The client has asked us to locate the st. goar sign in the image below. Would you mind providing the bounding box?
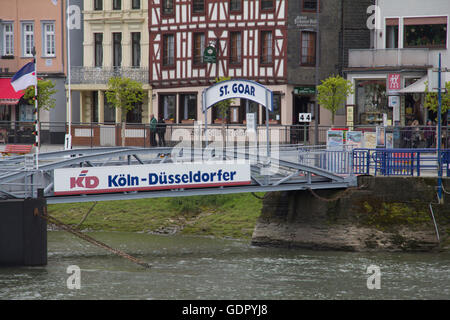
[203,79,273,112]
[202,79,273,158]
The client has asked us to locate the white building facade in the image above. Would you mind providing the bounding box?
[345,0,450,128]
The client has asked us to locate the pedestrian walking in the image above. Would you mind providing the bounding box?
[423,120,435,148]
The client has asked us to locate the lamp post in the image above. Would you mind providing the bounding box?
[314,0,320,145]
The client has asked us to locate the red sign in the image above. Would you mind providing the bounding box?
[388,74,401,91]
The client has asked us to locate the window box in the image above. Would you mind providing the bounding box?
[214,118,227,124]
[181,119,195,124]
[268,119,280,125]
[164,119,175,124]
[1,55,14,60]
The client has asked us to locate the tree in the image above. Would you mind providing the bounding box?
[23,79,57,111]
[105,76,146,146]
[316,75,354,126]
[424,80,450,120]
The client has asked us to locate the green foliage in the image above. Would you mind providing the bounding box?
[24,79,57,110]
[47,193,265,239]
[424,81,450,115]
[316,75,354,125]
[105,77,146,122]
[214,76,232,120]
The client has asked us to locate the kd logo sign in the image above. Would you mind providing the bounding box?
[67,265,81,290]
[366,265,381,290]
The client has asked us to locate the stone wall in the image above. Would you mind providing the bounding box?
[251,176,450,252]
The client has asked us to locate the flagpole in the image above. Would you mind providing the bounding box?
[66,0,72,150]
[32,47,39,170]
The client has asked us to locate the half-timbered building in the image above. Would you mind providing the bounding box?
[149,0,287,126]
[149,0,373,131]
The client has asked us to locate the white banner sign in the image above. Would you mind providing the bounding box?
[54,162,251,195]
[203,80,273,111]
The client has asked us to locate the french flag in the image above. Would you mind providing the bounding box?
[11,62,37,92]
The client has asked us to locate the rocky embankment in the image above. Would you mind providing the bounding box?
[251,176,450,252]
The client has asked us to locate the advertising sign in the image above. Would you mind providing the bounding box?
[346,131,363,148]
[246,113,256,132]
[54,162,251,195]
[364,132,377,149]
[376,126,386,147]
[327,130,344,150]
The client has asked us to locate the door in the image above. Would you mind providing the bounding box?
[292,95,310,143]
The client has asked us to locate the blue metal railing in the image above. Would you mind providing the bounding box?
[352,148,450,177]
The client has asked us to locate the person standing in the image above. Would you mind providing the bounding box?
[157,118,166,147]
[149,114,157,147]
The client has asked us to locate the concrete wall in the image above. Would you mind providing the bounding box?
[252,176,450,252]
[0,198,47,266]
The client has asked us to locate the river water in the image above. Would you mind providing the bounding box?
[0,231,449,300]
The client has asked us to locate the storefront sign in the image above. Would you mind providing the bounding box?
[294,86,316,95]
[54,162,251,195]
[294,15,318,28]
[203,46,217,63]
[388,74,401,91]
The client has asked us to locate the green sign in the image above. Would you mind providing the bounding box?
[294,86,316,95]
[203,46,217,63]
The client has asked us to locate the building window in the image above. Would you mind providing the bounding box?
[94,0,102,10]
[43,22,55,57]
[303,0,317,12]
[179,94,197,122]
[113,33,122,67]
[229,31,242,64]
[163,34,175,66]
[132,0,140,10]
[104,95,116,123]
[162,0,174,15]
[260,31,273,64]
[131,32,141,67]
[230,0,242,12]
[113,0,121,10]
[159,94,176,122]
[270,94,281,122]
[404,22,447,48]
[22,22,34,57]
[300,31,316,66]
[193,33,205,65]
[193,0,205,13]
[127,103,142,123]
[386,26,399,48]
[261,0,274,10]
[94,33,103,67]
[3,23,14,56]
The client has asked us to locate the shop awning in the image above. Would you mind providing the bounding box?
[0,78,25,105]
[398,76,428,93]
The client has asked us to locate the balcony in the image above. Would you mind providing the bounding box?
[348,49,431,69]
[70,66,149,84]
